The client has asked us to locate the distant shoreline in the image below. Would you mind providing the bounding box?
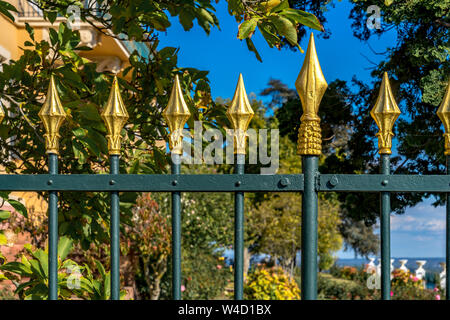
[335,257,445,272]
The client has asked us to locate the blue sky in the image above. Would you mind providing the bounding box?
[157,0,446,258]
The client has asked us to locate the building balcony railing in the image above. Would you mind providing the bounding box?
[16,0,94,18]
[17,0,42,17]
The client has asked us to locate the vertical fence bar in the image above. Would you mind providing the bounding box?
[48,153,58,300]
[296,33,327,300]
[370,72,400,300]
[101,76,129,300]
[225,73,254,300]
[162,75,190,300]
[39,75,66,300]
[301,155,318,300]
[380,154,391,300]
[171,154,181,300]
[110,155,120,300]
[436,80,450,299]
[234,154,245,300]
[447,156,450,300]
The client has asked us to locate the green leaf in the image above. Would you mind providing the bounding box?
[179,9,195,31]
[268,15,298,46]
[258,21,280,48]
[95,260,106,278]
[0,1,17,22]
[7,199,27,218]
[58,236,73,260]
[32,249,48,278]
[238,18,259,40]
[49,27,59,46]
[0,261,32,276]
[0,233,7,245]
[47,11,57,24]
[279,8,323,32]
[245,38,262,62]
[0,210,11,221]
[25,23,34,41]
[104,271,111,299]
[270,0,290,13]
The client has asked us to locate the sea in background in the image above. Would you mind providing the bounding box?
[335,257,445,273]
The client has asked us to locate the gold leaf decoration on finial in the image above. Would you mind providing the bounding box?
[226,74,254,154]
[370,72,401,155]
[296,33,327,155]
[437,79,450,155]
[162,75,191,155]
[38,75,66,155]
[101,76,129,155]
[0,101,4,124]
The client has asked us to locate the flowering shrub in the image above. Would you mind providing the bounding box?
[244,266,300,300]
[391,269,423,289]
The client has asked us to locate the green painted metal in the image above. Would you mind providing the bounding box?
[171,154,181,300]
[4,174,450,192]
[0,174,303,192]
[380,154,391,300]
[301,156,318,300]
[319,174,450,192]
[234,154,245,300]
[48,153,58,300]
[10,151,450,301]
[447,156,450,300]
[110,155,120,300]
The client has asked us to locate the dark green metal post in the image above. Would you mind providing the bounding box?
[48,153,58,300]
[234,154,245,300]
[380,154,391,300]
[301,155,318,300]
[446,156,450,300]
[172,154,181,300]
[110,155,120,300]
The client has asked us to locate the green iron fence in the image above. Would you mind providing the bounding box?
[1,32,449,300]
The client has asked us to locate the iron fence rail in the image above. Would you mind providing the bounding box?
[2,174,450,192]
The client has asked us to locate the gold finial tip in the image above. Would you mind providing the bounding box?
[296,31,327,155]
[101,76,129,155]
[39,75,66,154]
[437,79,450,155]
[163,75,191,154]
[226,73,254,154]
[370,73,401,154]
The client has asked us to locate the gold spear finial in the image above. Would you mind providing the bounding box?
[101,76,129,155]
[437,79,450,155]
[0,102,4,124]
[296,33,328,155]
[370,72,401,154]
[226,74,254,154]
[162,75,191,155]
[38,75,66,155]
